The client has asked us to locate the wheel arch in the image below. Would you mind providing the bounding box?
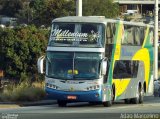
[112,83,115,101]
[143,81,147,93]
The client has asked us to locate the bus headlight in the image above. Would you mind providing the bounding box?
[46,83,59,90]
[86,85,100,91]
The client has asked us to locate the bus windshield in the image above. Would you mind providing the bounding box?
[48,23,105,47]
[46,52,101,80]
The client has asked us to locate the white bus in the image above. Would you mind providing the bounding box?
[38,16,154,107]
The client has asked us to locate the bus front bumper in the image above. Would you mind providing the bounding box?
[45,88,102,102]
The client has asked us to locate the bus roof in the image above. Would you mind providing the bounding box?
[52,16,153,27]
[52,16,107,23]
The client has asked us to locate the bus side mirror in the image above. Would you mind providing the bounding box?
[101,59,107,75]
[37,56,45,74]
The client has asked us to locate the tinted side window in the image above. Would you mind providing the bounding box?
[122,25,134,45]
[106,23,116,44]
[113,60,139,79]
[122,25,146,46]
[105,23,116,58]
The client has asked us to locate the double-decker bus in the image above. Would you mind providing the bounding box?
[38,16,154,107]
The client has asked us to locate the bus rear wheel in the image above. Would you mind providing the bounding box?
[139,86,144,104]
[131,86,144,104]
[57,100,67,107]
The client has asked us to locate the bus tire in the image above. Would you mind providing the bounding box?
[103,101,112,107]
[139,86,144,104]
[103,87,114,107]
[57,100,67,107]
[131,97,139,104]
[124,99,131,104]
[131,86,143,104]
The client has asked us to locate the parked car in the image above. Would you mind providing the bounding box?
[154,79,160,97]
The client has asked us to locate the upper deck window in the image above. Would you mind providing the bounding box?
[48,23,105,47]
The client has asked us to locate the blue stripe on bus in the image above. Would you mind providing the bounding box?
[45,88,102,102]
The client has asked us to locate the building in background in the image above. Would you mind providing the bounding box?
[0,17,17,26]
[114,0,158,15]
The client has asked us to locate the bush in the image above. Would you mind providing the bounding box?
[0,81,46,102]
[0,25,48,81]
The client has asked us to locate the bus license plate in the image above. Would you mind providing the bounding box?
[67,96,77,100]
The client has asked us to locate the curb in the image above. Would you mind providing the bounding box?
[0,100,57,108]
[18,100,57,106]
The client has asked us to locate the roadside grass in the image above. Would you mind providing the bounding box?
[0,81,46,102]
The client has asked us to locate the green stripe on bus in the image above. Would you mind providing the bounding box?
[107,21,120,85]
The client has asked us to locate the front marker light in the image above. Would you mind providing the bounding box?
[46,83,59,90]
[86,85,100,91]
[49,84,52,88]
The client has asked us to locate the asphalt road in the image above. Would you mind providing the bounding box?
[0,96,160,119]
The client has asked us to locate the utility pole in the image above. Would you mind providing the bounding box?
[154,0,159,80]
[76,0,82,16]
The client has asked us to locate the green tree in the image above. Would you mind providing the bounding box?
[45,0,75,18]
[83,0,119,18]
[0,26,48,81]
[16,2,34,24]
[29,0,47,25]
[29,0,75,26]
[0,0,23,17]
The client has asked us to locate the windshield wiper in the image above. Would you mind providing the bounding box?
[46,56,51,63]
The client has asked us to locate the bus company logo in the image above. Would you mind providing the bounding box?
[50,29,101,42]
[51,29,88,38]
[70,87,74,91]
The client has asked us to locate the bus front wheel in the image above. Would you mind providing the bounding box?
[103,100,112,107]
[57,100,67,107]
[103,88,114,107]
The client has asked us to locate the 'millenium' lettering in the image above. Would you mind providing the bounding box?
[51,29,88,38]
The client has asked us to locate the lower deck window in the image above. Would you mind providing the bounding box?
[113,60,139,79]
